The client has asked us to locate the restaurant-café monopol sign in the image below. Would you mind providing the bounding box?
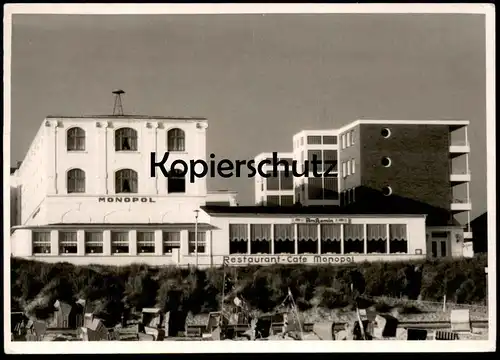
[225,217,356,266]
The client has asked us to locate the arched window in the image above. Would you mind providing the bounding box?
[115,128,138,151]
[168,169,186,193]
[167,128,185,152]
[67,169,86,193]
[115,169,138,193]
[67,127,86,151]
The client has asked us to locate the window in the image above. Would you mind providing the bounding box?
[59,231,77,254]
[280,171,293,190]
[266,195,280,206]
[350,130,355,145]
[431,241,438,257]
[308,150,322,172]
[163,232,181,254]
[137,232,155,254]
[85,232,103,254]
[281,195,294,206]
[115,169,138,193]
[167,128,185,152]
[115,128,138,151]
[297,224,318,254]
[168,169,186,193]
[188,231,206,254]
[382,186,392,196]
[274,224,294,254]
[230,224,249,254]
[111,232,129,254]
[300,137,304,146]
[33,232,51,254]
[366,225,387,254]
[67,169,86,193]
[346,132,351,147]
[381,157,391,167]
[343,224,364,254]
[321,224,341,254]
[341,134,346,149]
[389,224,408,254]
[307,136,322,145]
[308,178,323,200]
[381,128,391,138]
[342,162,347,178]
[67,127,85,151]
[440,242,447,257]
[324,177,339,200]
[347,160,352,176]
[351,159,356,174]
[250,224,271,254]
[323,136,337,145]
[323,150,337,173]
[266,171,280,191]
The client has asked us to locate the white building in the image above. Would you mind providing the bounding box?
[9,113,470,267]
[253,152,294,206]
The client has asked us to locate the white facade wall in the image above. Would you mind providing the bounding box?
[15,124,48,225]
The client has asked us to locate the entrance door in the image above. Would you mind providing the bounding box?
[431,231,449,258]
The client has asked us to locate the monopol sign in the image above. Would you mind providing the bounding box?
[98,197,156,203]
[223,255,355,266]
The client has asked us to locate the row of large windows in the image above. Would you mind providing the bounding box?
[67,168,186,194]
[229,223,410,255]
[67,127,186,152]
[32,230,206,255]
[297,135,338,148]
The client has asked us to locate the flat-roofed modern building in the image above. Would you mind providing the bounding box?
[254,119,473,257]
[335,119,472,241]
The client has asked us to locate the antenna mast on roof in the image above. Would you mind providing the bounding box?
[112,89,125,116]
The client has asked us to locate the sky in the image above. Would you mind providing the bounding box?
[9,13,487,218]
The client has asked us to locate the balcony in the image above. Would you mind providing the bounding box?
[450,172,471,184]
[449,142,470,157]
[451,199,472,212]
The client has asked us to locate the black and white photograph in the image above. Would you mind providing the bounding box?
[3,3,496,353]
